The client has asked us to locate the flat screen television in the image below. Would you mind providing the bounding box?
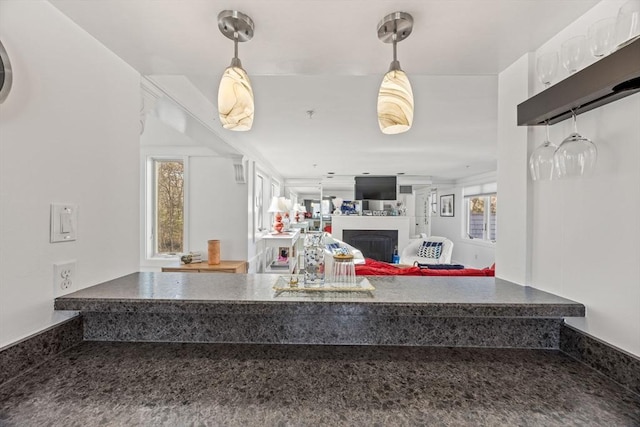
[355,176,397,200]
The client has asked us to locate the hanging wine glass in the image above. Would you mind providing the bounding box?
[554,111,598,178]
[536,52,559,88]
[529,122,557,181]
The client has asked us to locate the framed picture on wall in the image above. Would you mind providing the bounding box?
[440,194,454,217]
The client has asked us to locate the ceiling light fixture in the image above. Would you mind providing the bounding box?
[217,10,255,131]
[376,12,414,135]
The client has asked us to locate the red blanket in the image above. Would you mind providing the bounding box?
[355,258,495,276]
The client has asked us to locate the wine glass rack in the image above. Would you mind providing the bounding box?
[518,38,639,126]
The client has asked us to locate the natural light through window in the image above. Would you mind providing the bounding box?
[463,182,497,243]
[256,172,264,233]
[154,159,184,255]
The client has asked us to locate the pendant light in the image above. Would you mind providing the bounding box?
[217,10,255,131]
[377,12,414,135]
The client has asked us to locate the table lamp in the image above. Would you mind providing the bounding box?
[268,196,287,233]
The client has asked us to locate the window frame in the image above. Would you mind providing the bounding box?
[269,178,281,232]
[145,155,189,260]
[255,170,266,235]
[463,193,497,244]
[430,189,438,215]
[461,181,497,245]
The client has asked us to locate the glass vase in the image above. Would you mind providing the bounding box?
[303,232,325,286]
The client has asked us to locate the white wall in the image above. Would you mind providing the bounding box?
[532,97,640,356]
[139,112,250,270]
[0,1,140,347]
[494,0,640,356]
[189,157,248,261]
[323,190,355,201]
[526,0,640,356]
[495,53,532,284]
[430,180,496,269]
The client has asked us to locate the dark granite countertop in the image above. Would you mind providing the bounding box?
[1,342,638,426]
[54,272,585,318]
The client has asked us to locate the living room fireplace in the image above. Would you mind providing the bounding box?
[343,229,398,263]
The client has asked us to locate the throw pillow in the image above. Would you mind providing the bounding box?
[326,242,340,251]
[417,241,443,259]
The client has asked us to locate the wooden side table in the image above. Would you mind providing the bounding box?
[161,260,248,274]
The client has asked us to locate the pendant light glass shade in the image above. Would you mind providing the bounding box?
[376,12,414,135]
[218,66,254,131]
[217,10,255,132]
[377,69,414,134]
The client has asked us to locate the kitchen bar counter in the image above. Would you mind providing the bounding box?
[55,273,584,348]
[55,273,583,317]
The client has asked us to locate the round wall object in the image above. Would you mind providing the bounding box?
[0,40,12,103]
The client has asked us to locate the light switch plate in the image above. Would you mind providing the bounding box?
[50,203,78,243]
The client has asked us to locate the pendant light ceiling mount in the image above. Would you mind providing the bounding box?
[217,10,255,132]
[218,10,254,43]
[376,12,415,135]
[377,12,413,44]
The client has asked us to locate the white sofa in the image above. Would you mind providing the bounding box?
[399,235,454,265]
[323,234,365,277]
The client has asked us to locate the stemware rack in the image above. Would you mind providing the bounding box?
[517,38,640,126]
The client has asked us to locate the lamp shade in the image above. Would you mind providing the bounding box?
[377,69,414,134]
[278,197,289,212]
[267,196,281,213]
[268,196,289,213]
[218,66,254,131]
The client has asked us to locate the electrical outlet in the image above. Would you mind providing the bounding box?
[54,261,76,294]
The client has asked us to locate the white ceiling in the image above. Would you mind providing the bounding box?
[49,0,599,187]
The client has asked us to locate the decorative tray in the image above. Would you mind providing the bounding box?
[273,276,375,294]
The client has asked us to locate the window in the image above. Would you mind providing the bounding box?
[430,190,437,214]
[269,179,281,231]
[465,195,497,241]
[151,159,184,255]
[463,182,497,243]
[271,181,280,200]
[321,199,331,216]
[255,172,265,233]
